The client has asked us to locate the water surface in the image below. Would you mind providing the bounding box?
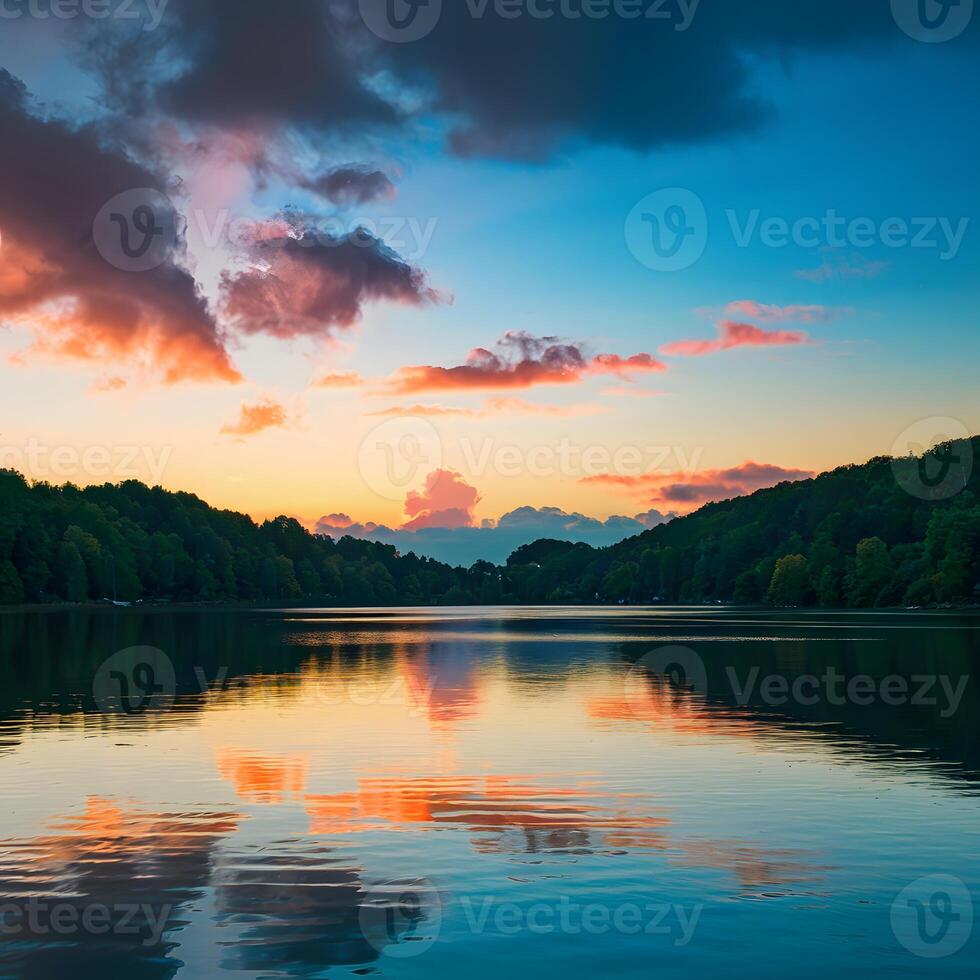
[1,606,978,978]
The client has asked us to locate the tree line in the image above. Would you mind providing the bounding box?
[0,470,501,606]
[0,437,977,608]
[504,438,980,607]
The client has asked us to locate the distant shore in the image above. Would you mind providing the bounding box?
[3,600,978,614]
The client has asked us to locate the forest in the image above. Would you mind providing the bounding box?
[505,437,980,607]
[0,437,977,608]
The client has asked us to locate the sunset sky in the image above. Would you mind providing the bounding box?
[1,1,978,562]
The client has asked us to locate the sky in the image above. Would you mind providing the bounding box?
[0,0,978,564]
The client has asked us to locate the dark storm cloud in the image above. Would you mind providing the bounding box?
[303,166,397,206]
[220,214,441,340]
[68,0,938,161]
[371,0,904,159]
[0,70,239,383]
[156,0,397,132]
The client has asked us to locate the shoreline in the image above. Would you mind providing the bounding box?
[2,600,979,614]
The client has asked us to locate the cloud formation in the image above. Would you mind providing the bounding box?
[794,253,890,282]
[221,215,442,340]
[721,301,852,323]
[315,502,676,566]
[303,166,396,206]
[314,465,678,564]
[388,332,665,394]
[362,1,905,160]
[583,462,814,511]
[0,69,240,385]
[660,320,809,357]
[368,397,609,419]
[403,469,481,530]
[220,398,288,436]
[73,0,938,165]
[136,0,398,133]
[311,371,364,389]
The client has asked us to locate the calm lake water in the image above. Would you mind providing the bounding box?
[0,606,978,978]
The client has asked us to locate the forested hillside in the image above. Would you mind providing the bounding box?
[1,437,977,608]
[505,437,980,607]
[0,470,497,606]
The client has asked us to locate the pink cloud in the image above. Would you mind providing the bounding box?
[722,301,853,323]
[387,332,666,394]
[320,513,355,529]
[583,461,815,513]
[221,216,443,341]
[403,469,481,530]
[660,320,809,357]
[590,353,667,376]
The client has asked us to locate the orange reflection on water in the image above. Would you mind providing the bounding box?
[305,774,671,852]
[0,795,242,932]
[39,796,242,860]
[216,748,308,804]
[587,678,763,738]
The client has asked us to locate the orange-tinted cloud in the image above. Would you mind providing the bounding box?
[387,331,665,394]
[661,320,809,356]
[311,370,363,388]
[368,397,608,419]
[403,468,480,530]
[0,70,240,385]
[368,403,477,418]
[220,397,288,436]
[591,352,666,375]
[90,375,128,393]
[319,512,356,529]
[583,461,814,512]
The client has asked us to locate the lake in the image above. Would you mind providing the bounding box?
[0,606,978,978]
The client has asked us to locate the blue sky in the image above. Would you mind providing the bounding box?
[0,0,978,562]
